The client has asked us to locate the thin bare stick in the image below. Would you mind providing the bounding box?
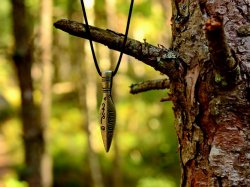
[130,78,170,94]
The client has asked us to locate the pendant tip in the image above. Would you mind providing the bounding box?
[105,147,110,153]
[100,131,113,153]
[104,142,111,152]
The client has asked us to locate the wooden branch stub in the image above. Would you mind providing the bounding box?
[130,78,170,94]
[205,17,240,86]
[54,19,185,81]
[205,17,236,71]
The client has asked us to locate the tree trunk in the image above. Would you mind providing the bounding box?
[171,0,250,186]
[11,0,44,186]
[77,47,104,187]
[74,1,104,187]
[39,0,53,186]
[105,0,123,186]
[54,0,250,185]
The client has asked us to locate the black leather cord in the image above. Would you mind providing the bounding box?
[80,0,134,77]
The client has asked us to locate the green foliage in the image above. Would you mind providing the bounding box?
[0,0,12,47]
[117,0,152,17]
[0,95,12,122]
[53,150,90,187]
[137,177,176,187]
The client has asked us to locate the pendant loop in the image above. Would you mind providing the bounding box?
[99,70,116,152]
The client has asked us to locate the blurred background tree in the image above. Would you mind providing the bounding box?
[10,0,44,186]
[0,0,180,186]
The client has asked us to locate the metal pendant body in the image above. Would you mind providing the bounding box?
[99,70,116,152]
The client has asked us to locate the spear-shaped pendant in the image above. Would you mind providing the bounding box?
[99,70,116,152]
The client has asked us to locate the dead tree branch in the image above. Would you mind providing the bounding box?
[130,79,170,94]
[54,19,185,81]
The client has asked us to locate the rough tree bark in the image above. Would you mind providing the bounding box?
[11,0,44,186]
[54,0,250,186]
[171,1,249,186]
